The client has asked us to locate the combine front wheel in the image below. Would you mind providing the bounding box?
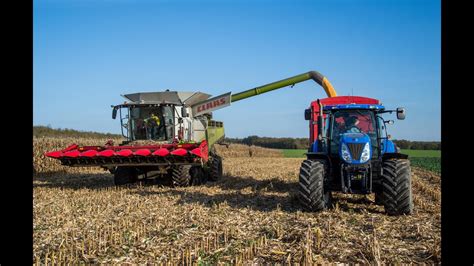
[190,166,207,185]
[381,159,413,215]
[298,159,332,211]
[114,167,138,186]
[171,165,192,187]
[208,155,223,181]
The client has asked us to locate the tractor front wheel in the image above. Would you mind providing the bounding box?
[298,159,332,211]
[381,159,413,215]
[114,167,138,186]
[374,192,385,205]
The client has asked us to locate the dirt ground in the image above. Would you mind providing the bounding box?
[33,155,441,264]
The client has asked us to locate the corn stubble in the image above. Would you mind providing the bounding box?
[34,137,441,264]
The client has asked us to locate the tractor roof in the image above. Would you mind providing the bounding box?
[121,91,211,106]
[323,104,385,110]
[311,96,384,111]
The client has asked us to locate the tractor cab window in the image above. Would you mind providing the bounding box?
[330,110,377,156]
[129,106,172,141]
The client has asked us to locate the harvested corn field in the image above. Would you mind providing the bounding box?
[33,138,441,264]
[214,143,283,158]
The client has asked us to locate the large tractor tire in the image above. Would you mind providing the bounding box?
[298,159,332,211]
[381,159,413,215]
[208,155,223,182]
[114,167,138,186]
[374,192,385,205]
[171,165,192,187]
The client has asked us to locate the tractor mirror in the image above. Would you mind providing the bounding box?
[396,107,406,120]
[181,107,189,117]
[112,107,117,119]
[304,108,311,120]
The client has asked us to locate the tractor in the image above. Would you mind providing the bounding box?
[299,96,412,215]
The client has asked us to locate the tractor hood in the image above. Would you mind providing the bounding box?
[339,133,372,164]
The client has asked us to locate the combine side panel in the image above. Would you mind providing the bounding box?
[206,120,225,149]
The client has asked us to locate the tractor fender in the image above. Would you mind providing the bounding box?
[382,152,408,160]
[305,152,330,161]
[305,152,333,178]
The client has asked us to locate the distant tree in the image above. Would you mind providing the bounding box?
[227,136,440,151]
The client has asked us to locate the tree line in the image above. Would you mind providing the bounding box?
[224,136,441,150]
[391,139,441,150]
[33,125,122,139]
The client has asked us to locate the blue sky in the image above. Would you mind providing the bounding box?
[34,0,440,141]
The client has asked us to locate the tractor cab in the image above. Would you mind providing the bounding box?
[306,96,404,158]
[329,108,379,162]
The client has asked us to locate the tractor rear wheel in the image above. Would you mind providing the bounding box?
[298,159,332,211]
[381,159,413,215]
[114,167,138,186]
[171,165,192,187]
[208,155,223,182]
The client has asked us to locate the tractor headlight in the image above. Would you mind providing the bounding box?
[360,142,371,162]
[341,143,352,163]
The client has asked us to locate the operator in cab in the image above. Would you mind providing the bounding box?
[333,114,362,138]
[145,113,161,139]
[344,116,361,133]
[135,118,147,139]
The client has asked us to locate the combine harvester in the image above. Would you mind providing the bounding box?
[45,70,412,215]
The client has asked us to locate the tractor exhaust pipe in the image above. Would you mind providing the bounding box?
[317,99,325,151]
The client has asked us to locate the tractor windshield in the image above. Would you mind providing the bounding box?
[129,105,174,141]
[330,109,378,156]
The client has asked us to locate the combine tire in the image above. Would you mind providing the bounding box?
[171,165,192,187]
[381,159,413,215]
[298,159,332,211]
[208,155,223,182]
[114,167,138,186]
[190,166,207,185]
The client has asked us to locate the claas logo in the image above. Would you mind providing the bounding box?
[197,98,226,112]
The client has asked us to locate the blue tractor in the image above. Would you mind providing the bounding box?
[299,96,412,215]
